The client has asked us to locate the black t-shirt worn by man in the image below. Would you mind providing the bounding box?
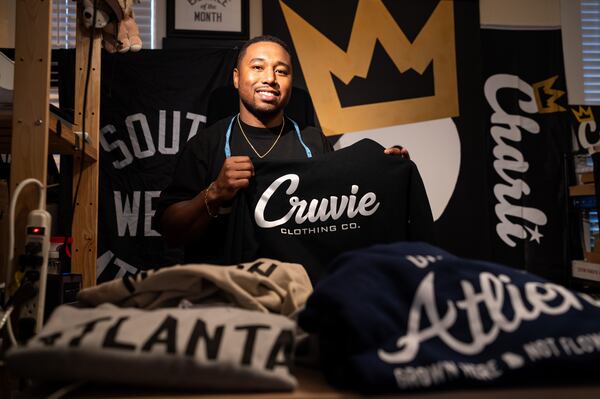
[154,116,333,264]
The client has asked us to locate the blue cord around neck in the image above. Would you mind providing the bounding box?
[224,114,312,159]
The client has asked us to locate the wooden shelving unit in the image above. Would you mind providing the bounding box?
[1,109,97,161]
[570,166,600,285]
[4,0,100,288]
[569,183,595,197]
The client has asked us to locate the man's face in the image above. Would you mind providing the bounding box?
[234,41,292,122]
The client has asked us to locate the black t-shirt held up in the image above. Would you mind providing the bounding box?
[153,115,333,264]
[225,139,434,281]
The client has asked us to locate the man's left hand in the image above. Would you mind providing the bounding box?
[384,146,410,160]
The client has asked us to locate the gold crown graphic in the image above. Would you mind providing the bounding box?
[532,75,566,114]
[280,0,459,135]
[571,105,594,123]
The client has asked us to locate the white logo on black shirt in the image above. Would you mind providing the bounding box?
[254,174,380,232]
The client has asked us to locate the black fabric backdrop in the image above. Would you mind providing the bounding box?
[90,49,236,283]
[56,5,575,284]
[263,2,573,282]
[481,29,572,282]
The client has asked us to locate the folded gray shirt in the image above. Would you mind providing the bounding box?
[77,258,312,316]
[7,304,297,391]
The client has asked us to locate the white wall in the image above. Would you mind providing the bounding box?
[0,0,563,49]
[0,0,15,48]
[249,0,262,39]
[480,0,560,27]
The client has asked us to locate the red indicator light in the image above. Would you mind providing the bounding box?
[27,226,45,235]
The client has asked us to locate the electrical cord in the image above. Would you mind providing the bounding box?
[0,306,16,346]
[64,0,98,267]
[1,281,36,347]
[47,381,88,399]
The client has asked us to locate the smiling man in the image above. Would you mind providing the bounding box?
[155,35,407,265]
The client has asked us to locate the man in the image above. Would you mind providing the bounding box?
[155,35,408,264]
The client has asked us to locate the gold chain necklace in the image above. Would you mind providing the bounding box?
[237,114,285,159]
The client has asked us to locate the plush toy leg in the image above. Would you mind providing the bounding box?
[102,22,119,53]
[123,16,142,52]
[117,19,131,53]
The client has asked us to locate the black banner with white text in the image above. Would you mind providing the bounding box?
[97,49,236,283]
[482,29,572,282]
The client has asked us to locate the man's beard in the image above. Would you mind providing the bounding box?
[241,96,288,119]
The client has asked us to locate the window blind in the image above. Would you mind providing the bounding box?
[581,1,600,103]
[562,0,600,105]
[51,0,154,50]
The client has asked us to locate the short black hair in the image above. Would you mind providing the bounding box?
[236,35,292,68]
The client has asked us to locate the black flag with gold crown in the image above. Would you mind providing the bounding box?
[263,0,492,263]
[482,28,572,283]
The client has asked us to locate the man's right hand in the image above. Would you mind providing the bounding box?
[210,156,255,202]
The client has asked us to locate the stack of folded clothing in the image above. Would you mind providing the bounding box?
[300,242,600,393]
[7,258,312,392]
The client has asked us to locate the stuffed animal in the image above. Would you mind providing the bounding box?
[102,0,143,53]
[81,0,113,29]
[79,0,143,53]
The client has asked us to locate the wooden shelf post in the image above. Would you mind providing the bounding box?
[7,0,52,283]
[71,2,101,288]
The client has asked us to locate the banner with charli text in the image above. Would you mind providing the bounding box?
[482,29,572,282]
[96,49,236,283]
[569,104,600,155]
[263,0,491,261]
